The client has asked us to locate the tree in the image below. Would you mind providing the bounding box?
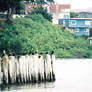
[0,0,35,22]
[26,0,54,4]
[0,0,20,22]
[0,14,92,58]
[16,1,25,14]
[0,0,54,22]
[70,12,80,18]
[31,7,52,21]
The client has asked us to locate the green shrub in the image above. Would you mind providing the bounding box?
[0,14,92,58]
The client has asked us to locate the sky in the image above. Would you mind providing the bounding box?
[56,0,92,9]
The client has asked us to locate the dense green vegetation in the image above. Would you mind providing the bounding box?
[70,12,80,18]
[0,14,92,58]
[0,0,54,22]
[31,7,52,22]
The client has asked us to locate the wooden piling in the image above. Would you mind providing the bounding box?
[15,56,20,83]
[19,56,24,83]
[51,52,56,81]
[8,56,16,84]
[46,53,52,81]
[0,57,2,85]
[2,54,9,84]
[1,52,56,85]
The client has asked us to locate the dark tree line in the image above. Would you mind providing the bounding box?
[0,0,54,22]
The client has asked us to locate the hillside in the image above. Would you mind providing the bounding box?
[0,14,92,58]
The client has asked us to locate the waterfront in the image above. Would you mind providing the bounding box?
[1,59,92,92]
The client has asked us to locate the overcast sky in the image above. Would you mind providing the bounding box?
[56,0,92,9]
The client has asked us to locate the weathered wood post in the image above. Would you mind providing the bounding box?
[23,54,27,83]
[25,54,29,82]
[2,50,9,84]
[15,56,20,83]
[8,53,16,84]
[38,55,41,82]
[0,57,2,85]
[33,51,39,82]
[51,51,56,81]
[38,52,44,82]
[19,55,24,83]
[45,52,52,81]
[28,51,32,82]
[0,50,56,85]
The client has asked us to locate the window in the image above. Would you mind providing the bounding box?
[71,20,76,25]
[84,28,89,32]
[90,40,92,45]
[64,15,69,18]
[75,28,79,32]
[63,20,66,25]
[61,9,65,12]
[85,21,91,25]
[28,6,31,8]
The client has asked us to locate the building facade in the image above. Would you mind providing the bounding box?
[49,4,70,24]
[88,37,92,45]
[25,3,70,24]
[58,18,92,36]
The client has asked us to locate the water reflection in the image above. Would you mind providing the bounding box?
[1,82,55,91]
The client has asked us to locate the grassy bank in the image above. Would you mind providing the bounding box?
[0,14,92,58]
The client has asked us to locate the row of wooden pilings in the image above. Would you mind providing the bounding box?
[0,51,55,85]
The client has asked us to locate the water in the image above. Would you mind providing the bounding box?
[1,59,92,92]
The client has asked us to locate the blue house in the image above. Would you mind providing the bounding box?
[88,37,92,45]
[58,18,92,36]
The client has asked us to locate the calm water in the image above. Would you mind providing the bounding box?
[1,59,92,92]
